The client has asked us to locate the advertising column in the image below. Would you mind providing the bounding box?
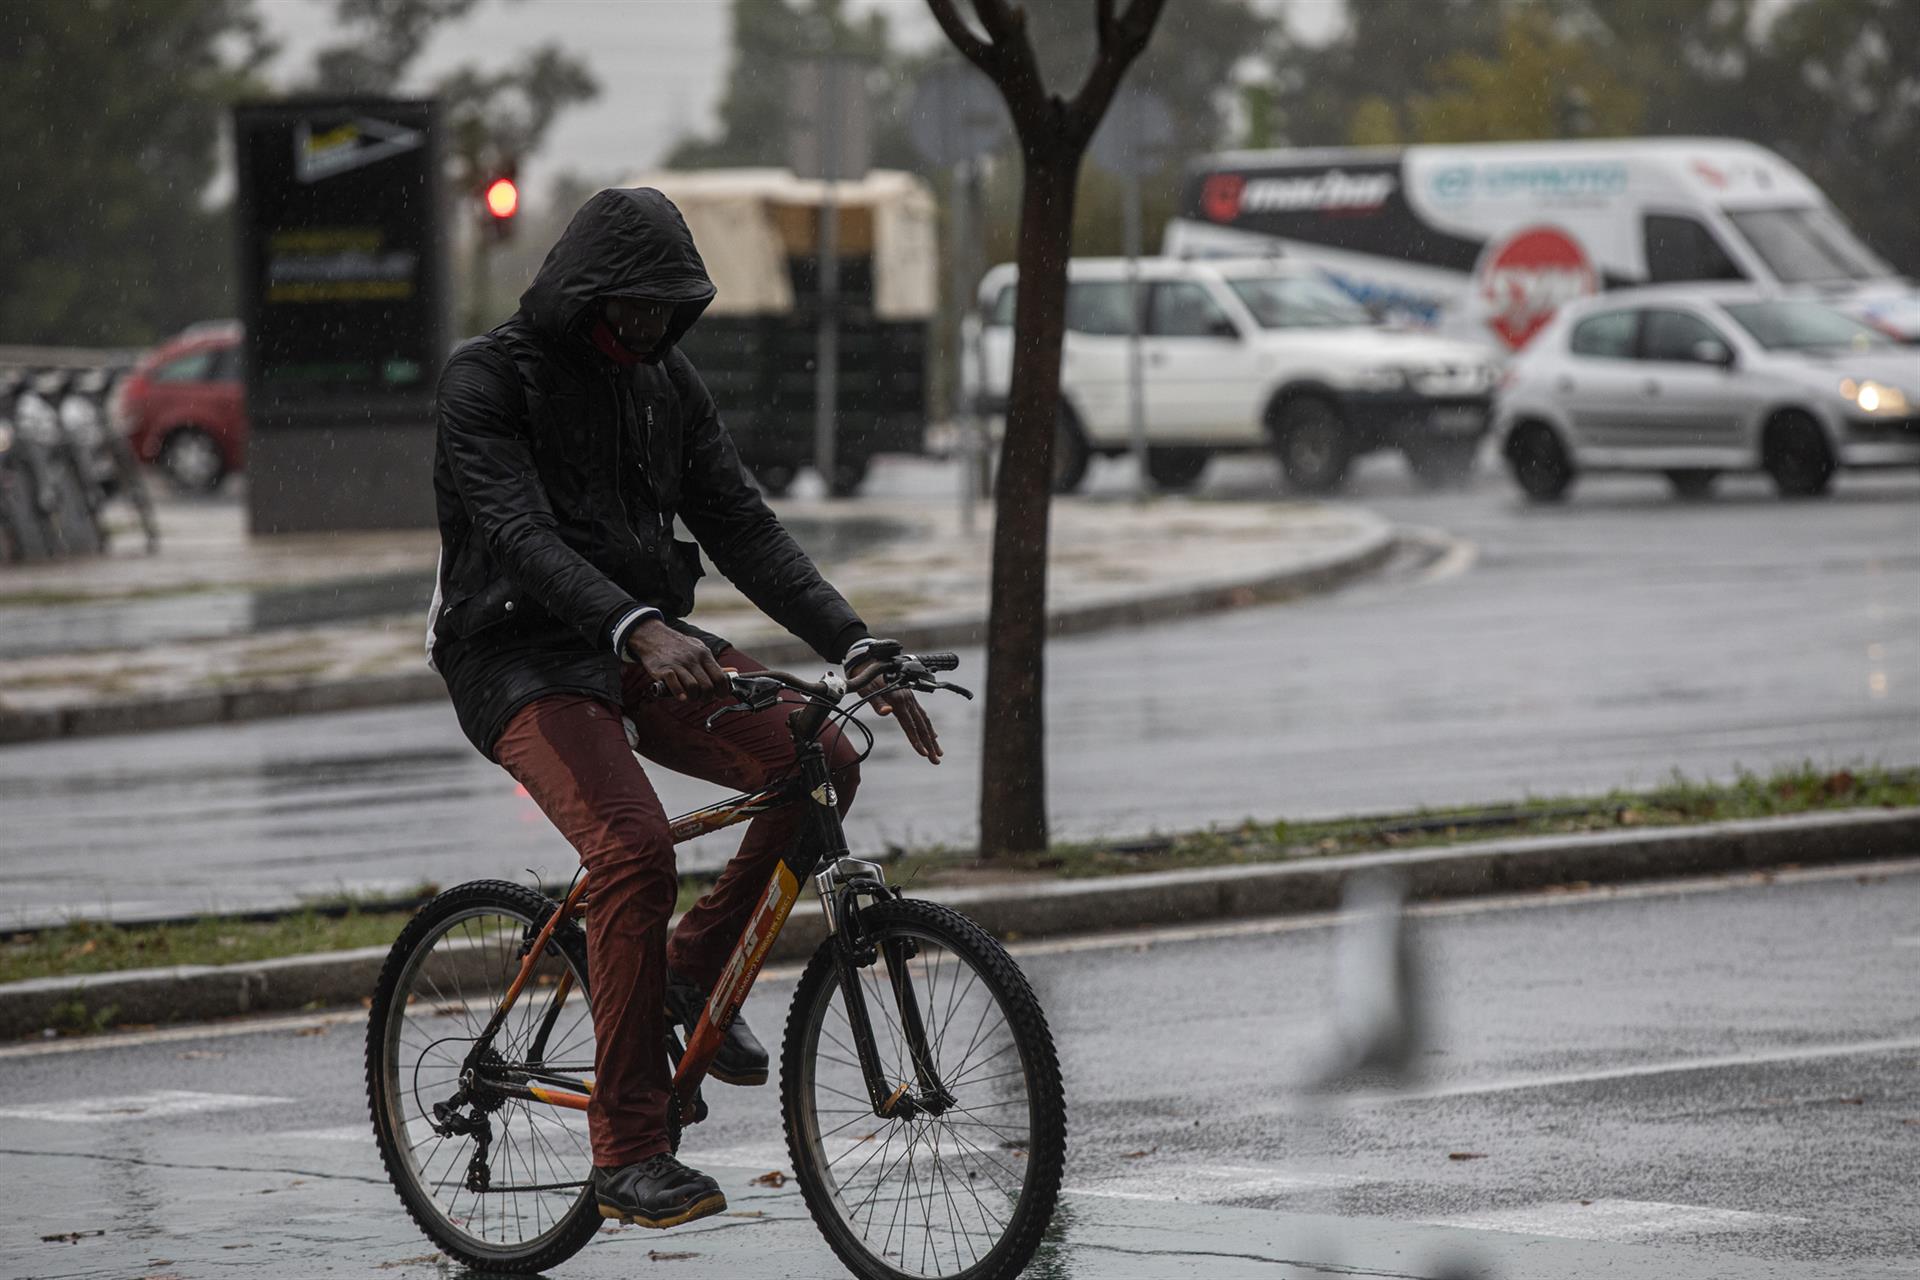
[233,98,446,533]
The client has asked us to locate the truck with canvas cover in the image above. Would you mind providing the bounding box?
[621,169,936,497]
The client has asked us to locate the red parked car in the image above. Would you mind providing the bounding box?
[112,320,246,493]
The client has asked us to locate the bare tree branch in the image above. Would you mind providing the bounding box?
[1066,0,1168,135]
[923,0,994,74]
[927,0,1049,134]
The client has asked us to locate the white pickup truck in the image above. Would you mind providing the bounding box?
[974,256,1499,493]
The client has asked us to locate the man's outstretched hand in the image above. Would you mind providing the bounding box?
[849,656,942,764]
[627,618,731,700]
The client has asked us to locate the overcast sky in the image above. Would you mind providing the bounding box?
[254,0,1343,211]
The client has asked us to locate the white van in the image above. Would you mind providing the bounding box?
[1164,138,1920,352]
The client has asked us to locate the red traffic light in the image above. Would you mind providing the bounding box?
[484,176,519,219]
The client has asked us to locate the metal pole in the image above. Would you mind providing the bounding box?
[968,160,992,503]
[467,227,491,338]
[1124,168,1147,499]
[951,159,975,534]
[813,62,841,497]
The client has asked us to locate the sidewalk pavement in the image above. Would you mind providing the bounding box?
[0,487,1396,743]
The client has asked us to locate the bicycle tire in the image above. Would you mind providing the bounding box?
[366,880,602,1274]
[781,898,1066,1280]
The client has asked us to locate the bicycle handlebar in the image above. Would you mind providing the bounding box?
[644,651,966,713]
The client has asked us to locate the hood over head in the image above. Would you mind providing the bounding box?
[519,187,717,362]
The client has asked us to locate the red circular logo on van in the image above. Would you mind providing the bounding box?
[1201,174,1245,222]
[1477,226,1597,349]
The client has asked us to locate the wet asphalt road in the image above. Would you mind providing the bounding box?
[2,454,1913,925]
[3,860,1916,1278]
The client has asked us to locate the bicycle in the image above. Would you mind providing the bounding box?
[366,645,1066,1278]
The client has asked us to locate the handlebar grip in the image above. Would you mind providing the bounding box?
[918,652,960,672]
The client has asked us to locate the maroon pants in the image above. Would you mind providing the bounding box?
[493,647,860,1167]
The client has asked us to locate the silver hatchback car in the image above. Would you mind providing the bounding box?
[1495,285,1920,500]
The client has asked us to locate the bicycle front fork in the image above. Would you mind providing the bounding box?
[815,856,954,1120]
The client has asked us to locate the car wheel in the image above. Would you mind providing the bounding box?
[1053,404,1091,495]
[751,458,799,498]
[1665,469,1719,500]
[1271,395,1351,494]
[1505,422,1575,503]
[1763,411,1835,498]
[826,453,870,499]
[1406,437,1481,489]
[159,426,227,495]
[1145,447,1209,492]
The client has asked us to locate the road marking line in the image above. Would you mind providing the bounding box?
[695,1143,795,1171]
[279,1124,373,1142]
[1343,1035,1920,1108]
[5,856,1916,1062]
[1426,1197,1806,1241]
[0,1089,289,1123]
[0,1008,365,1060]
[1072,1163,1373,1203]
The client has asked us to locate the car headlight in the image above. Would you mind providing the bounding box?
[1349,365,1407,392]
[1841,378,1910,415]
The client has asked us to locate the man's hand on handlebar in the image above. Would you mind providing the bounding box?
[849,645,942,765]
[625,617,731,700]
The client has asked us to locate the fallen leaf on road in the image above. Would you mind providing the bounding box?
[750,1170,788,1187]
[724,1210,768,1218]
[40,1230,105,1244]
[1121,1146,1158,1160]
[1837,1096,1865,1105]
[1447,1152,1488,1161]
[294,1025,329,1037]
[176,1049,224,1060]
[649,1250,699,1261]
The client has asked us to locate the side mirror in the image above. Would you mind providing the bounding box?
[1693,339,1735,368]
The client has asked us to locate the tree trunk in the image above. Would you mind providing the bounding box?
[978,148,1079,858]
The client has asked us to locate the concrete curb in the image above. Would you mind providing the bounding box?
[5,806,1913,1040]
[0,523,1397,745]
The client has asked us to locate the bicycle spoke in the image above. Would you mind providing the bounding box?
[797,913,1059,1280]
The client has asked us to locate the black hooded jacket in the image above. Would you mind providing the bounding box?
[427,187,868,757]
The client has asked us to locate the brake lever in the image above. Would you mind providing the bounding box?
[704,702,752,729]
[922,679,973,700]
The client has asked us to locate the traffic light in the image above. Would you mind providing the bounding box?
[480,170,519,241]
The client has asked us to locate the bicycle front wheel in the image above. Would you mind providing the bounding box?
[782,898,1066,1280]
[366,880,602,1274]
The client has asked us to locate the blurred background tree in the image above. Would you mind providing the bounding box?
[4,0,1916,345]
[0,0,271,347]
[664,0,900,169]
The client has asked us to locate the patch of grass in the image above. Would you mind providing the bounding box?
[4,882,709,986]
[0,910,417,986]
[893,763,1920,886]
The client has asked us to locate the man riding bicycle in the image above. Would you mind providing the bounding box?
[425,187,940,1230]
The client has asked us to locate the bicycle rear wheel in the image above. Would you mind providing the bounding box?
[366,880,602,1274]
[782,898,1066,1280]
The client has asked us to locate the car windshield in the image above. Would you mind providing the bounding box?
[1720,300,1894,352]
[1225,274,1372,329]
[1724,207,1892,284]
